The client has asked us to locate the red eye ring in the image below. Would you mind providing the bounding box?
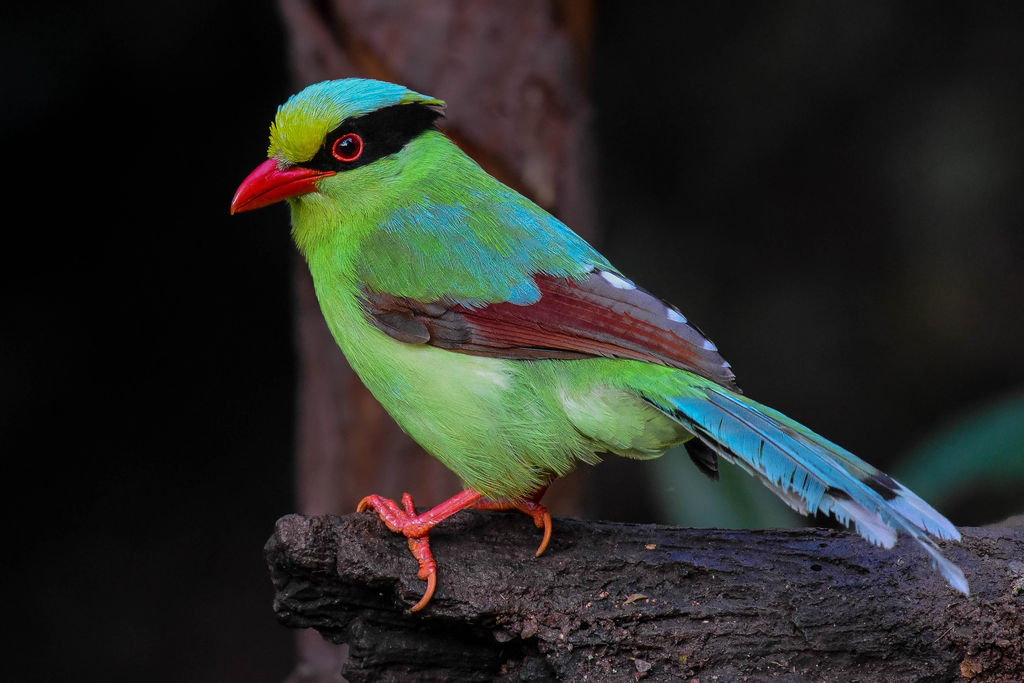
[331,133,364,162]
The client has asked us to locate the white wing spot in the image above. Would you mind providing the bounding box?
[666,307,687,324]
[600,271,636,290]
[702,339,718,351]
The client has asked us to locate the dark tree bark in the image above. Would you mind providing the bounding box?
[267,513,1024,682]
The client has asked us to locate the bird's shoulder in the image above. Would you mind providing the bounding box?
[353,168,609,306]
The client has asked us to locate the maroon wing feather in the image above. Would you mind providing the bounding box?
[363,270,738,389]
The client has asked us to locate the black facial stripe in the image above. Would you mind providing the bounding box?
[306,103,443,172]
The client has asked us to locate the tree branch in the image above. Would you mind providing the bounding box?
[266,513,1024,681]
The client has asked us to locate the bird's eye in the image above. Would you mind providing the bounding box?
[331,133,364,163]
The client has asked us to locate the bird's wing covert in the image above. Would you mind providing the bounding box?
[362,269,739,389]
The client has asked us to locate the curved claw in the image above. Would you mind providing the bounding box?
[407,533,437,610]
[410,571,437,612]
[535,509,553,557]
[357,493,420,534]
[520,502,552,556]
[357,493,399,518]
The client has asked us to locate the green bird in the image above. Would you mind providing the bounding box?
[232,78,967,611]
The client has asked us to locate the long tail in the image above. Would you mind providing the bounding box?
[647,381,968,594]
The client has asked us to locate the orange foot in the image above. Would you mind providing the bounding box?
[470,486,552,557]
[357,487,552,612]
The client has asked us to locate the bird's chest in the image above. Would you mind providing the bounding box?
[313,273,517,427]
[304,258,599,498]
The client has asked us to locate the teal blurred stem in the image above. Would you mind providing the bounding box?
[896,389,1024,507]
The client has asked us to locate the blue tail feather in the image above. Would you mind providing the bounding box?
[649,383,968,595]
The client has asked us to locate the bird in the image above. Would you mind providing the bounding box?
[231,78,967,611]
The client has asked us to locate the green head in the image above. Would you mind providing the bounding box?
[230,78,449,237]
[267,79,445,163]
[231,78,605,301]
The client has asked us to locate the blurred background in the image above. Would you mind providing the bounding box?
[3,1,1021,681]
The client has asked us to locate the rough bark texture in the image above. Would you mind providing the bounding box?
[266,513,1024,681]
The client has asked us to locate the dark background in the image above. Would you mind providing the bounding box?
[4,2,1022,681]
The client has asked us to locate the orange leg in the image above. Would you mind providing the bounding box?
[357,486,552,612]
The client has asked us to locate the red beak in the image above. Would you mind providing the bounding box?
[230,159,336,214]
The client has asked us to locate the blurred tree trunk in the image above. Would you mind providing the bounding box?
[276,1,596,679]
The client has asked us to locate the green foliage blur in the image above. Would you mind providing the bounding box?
[897,391,1024,525]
